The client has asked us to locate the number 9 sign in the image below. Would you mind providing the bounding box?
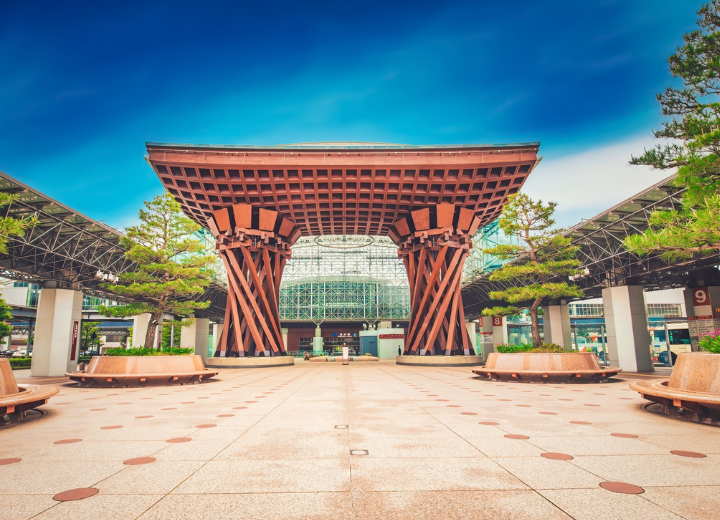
[693,287,710,306]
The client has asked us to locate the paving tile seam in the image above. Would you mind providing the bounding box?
[378,366,503,460]
[121,368,321,505]
[200,366,325,462]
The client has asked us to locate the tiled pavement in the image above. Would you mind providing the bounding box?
[1,361,719,519]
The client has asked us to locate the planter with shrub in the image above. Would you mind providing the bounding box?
[65,348,218,388]
[473,343,620,383]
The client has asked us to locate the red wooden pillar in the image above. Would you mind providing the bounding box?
[391,204,482,356]
[206,204,300,357]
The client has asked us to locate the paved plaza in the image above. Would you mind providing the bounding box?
[1,362,718,520]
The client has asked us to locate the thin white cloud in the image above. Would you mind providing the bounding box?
[521,135,673,228]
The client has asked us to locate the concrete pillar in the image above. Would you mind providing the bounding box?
[132,313,151,348]
[683,286,720,351]
[281,328,288,353]
[492,316,508,347]
[542,304,573,351]
[180,317,210,357]
[31,288,83,377]
[602,286,654,372]
[465,321,477,355]
[313,326,324,354]
[211,323,223,357]
[477,317,495,358]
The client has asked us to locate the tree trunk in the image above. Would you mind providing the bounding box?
[144,311,163,349]
[529,299,543,347]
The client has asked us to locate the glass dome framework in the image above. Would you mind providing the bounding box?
[280,236,409,323]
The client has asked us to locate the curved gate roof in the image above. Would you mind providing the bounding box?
[147,142,541,237]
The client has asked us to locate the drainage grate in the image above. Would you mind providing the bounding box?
[335,425,348,429]
[350,449,368,456]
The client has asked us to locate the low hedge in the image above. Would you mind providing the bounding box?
[105,347,193,357]
[9,358,32,369]
[496,343,564,353]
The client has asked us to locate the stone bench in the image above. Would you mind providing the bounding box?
[66,355,219,388]
[0,359,58,418]
[473,352,620,383]
[631,352,720,425]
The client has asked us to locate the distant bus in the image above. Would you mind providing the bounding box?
[651,323,691,365]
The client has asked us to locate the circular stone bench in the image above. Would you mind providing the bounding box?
[630,352,720,426]
[66,355,219,388]
[203,356,295,368]
[472,352,620,383]
[1,359,58,418]
[396,355,484,367]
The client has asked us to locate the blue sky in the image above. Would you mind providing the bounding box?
[0,0,700,228]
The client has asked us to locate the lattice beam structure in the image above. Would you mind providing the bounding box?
[390,204,480,356]
[206,203,300,357]
[147,142,541,237]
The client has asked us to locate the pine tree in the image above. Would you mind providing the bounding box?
[0,298,13,340]
[99,193,214,349]
[626,1,720,258]
[481,194,584,347]
[0,193,35,345]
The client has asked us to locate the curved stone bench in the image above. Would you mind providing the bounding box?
[204,356,295,368]
[630,352,720,425]
[66,355,219,388]
[0,359,58,417]
[473,352,620,383]
[396,355,484,367]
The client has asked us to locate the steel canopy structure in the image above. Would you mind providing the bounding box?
[0,170,227,322]
[462,174,720,319]
[149,142,541,357]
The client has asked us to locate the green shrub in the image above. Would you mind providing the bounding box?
[496,344,533,353]
[698,330,720,353]
[533,343,564,353]
[105,347,193,357]
[496,343,564,354]
[9,358,32,369]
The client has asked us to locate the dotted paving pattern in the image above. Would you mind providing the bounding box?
[1,362,718,519]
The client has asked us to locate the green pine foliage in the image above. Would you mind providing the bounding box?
[0,297,13,339]
[0,192,35,342]
[625,2,720,259]
[99,193,215,349]
[0,193,36,255]
[481,193,584,347]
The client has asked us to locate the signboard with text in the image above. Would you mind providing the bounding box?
[70,320,79,361]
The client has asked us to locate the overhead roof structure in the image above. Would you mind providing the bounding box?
[462,174,720,319]
[0,171,134,291]
[0,171,227,322]
[147,142,541,237]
